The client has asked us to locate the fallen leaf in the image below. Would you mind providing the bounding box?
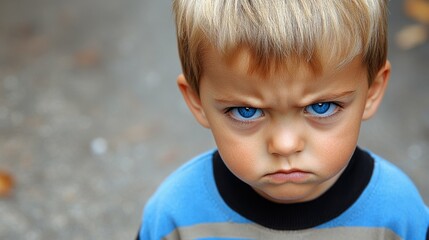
[0,170,14,197]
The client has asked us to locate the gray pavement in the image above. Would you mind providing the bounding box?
[0,0,428,239]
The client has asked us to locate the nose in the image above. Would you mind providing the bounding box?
[267,122,304,157]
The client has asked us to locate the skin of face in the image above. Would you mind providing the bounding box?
[178,47,391,204]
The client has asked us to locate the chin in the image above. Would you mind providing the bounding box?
[256,188,317,204]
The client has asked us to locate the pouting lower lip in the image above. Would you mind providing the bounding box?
[265,170,310,183]
[267,169,308,175]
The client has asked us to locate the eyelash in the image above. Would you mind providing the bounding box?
[303,102,343,119]
[224,102,344,123]
[224,107,264,125]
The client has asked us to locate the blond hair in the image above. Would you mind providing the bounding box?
[173,0,388,93]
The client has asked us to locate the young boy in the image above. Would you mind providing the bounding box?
[138,0,429,239]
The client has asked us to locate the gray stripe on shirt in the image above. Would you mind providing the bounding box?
[163,223,402,240]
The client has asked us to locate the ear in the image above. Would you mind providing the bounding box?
[177,74,210,128]
[362,60,391,120]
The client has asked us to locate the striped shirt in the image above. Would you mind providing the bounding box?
[138,148,429,239]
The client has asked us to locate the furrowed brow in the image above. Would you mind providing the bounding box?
[311,91,356,103]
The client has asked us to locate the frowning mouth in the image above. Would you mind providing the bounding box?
[264,169,310,184]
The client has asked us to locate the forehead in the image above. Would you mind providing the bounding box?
[201,44,365,85]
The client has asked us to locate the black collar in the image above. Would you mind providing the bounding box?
[213,147,374,230]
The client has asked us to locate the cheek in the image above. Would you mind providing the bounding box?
[311,114,362,175]
[324,98,365,148]
[212,127,263,181]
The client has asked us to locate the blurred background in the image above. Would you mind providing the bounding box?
[0,0,428,239]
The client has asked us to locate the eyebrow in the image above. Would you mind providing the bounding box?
[309,90,356,103]
[213,97,263,107]
[214,91,356,103]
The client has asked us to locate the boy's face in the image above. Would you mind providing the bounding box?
[178,47,390,204]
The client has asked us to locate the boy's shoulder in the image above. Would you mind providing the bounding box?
[362,150,427,211]
[148,149,216,202]
[346,150,429,233]
[320,150,429,239]
[369,151,423,199]
[140,149,242,239]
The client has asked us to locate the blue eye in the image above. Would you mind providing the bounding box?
[305,102,338,118]
[229,107,263,121]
